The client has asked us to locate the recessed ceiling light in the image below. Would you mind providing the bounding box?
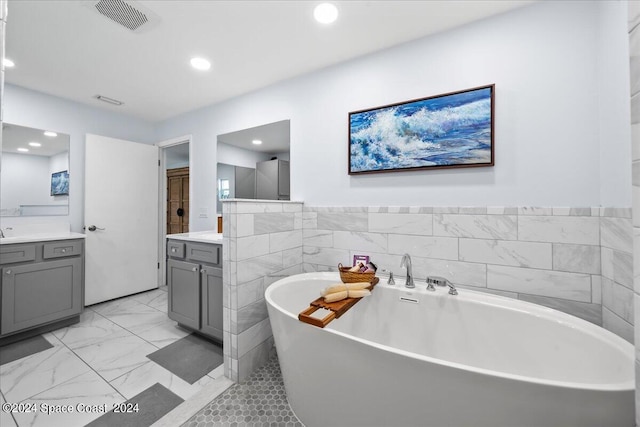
[17,148,29,152]
[190,57,211,71]
[44,131,57,137]
[252,139,263,145]
[3,58,15,68]
[28,142,42,147]
[314,3,338,24]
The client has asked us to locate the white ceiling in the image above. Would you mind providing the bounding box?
[218,119,290,153]
[4,0,533,123]
[2,123,70,156]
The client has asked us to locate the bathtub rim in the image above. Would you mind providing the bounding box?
[265,272,635,392]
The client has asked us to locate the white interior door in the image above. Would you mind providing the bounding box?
[85,134,159,305]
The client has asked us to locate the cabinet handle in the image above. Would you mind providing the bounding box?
[61,249,67,253]
[200,269,205,274]
[5,270,11,275]
[171,248,176,253]
[192,267,198,272]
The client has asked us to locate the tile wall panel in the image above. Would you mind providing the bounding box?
[601,214,634,341]
[223,200,303,382]
[433,214,517,240]
[518,216,600,245]
[302,206,631,342]
[460,239,552,269]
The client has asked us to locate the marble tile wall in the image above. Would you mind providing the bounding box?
[222,200,303,382]
[600,210,634,342]
[303,206,632,333]
[628,1,640,424]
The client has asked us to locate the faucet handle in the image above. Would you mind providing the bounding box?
[382,269,395,286]
[426,276,448,286]
[426,276,458,295]
[426,278,436,292]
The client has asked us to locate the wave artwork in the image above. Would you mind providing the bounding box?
[348,85,494,174]
[51,170,69,196]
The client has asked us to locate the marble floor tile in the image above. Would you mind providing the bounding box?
[92,299,168,333]
[0,342,91,402]
[147,292,168,311]
[52,309,125,349]
[130,288,167,308]
[208,364,225,379]
[133,318,191,349]
[110,360,214,402]
[11,370,124,427]
[72,329,158,381]
[1,392,18,427]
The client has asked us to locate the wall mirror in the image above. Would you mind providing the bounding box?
[216,119,290,213]
[1,123,70,216]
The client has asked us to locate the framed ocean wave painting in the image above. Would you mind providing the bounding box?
[348,84,494,174]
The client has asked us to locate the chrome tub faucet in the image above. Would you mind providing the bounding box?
[400,253,415,288]
[426,276,458,295]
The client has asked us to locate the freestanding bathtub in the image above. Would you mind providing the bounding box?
[265,272,635,427]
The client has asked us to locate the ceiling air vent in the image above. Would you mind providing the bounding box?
[89,0,160,33]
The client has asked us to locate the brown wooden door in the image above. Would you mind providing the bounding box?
[167,167,189,234]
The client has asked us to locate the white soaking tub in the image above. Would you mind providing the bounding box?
[265,272,634,427]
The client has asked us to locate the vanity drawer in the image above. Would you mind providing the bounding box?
[167,241,185,259]
[0,244,37,264]
[43,240,83,259]
[186,242,221,265]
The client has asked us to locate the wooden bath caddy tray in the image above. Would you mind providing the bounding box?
[298,277,379,328]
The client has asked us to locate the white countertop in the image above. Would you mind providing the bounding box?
[0,232,86,245]
[167,230,223,244]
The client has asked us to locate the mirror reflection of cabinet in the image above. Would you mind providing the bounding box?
[256,159,290,200]
[216,163,257,213]
[235,166,256,199]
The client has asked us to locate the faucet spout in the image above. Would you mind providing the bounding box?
[400,253,415,288]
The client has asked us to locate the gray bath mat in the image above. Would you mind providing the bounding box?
[0,335,53,366]
[146,334,223,384]
[85,383,183,427]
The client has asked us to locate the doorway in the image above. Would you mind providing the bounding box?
[167,166,189,234]
[158,136,191,286]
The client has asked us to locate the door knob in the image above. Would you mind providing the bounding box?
[177,208,184,217]
[86,225,105,232]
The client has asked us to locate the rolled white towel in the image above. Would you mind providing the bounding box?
[323,289,371,303]
[320,281,371,297]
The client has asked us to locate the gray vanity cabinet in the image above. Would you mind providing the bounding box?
[200,265,223,338]
[167,259,201,330]
[0,239,84,339]
[167,240,223,341]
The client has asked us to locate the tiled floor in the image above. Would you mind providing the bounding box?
[0,287,228,427]
[184,354,302,427]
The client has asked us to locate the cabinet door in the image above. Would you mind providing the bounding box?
[200,266,223,340]
[256,159,279,200]
[1,258,82,335]
[278,160,290,199]
[167,259,200,330]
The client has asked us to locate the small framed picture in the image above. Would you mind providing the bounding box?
[353,254,369,266]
